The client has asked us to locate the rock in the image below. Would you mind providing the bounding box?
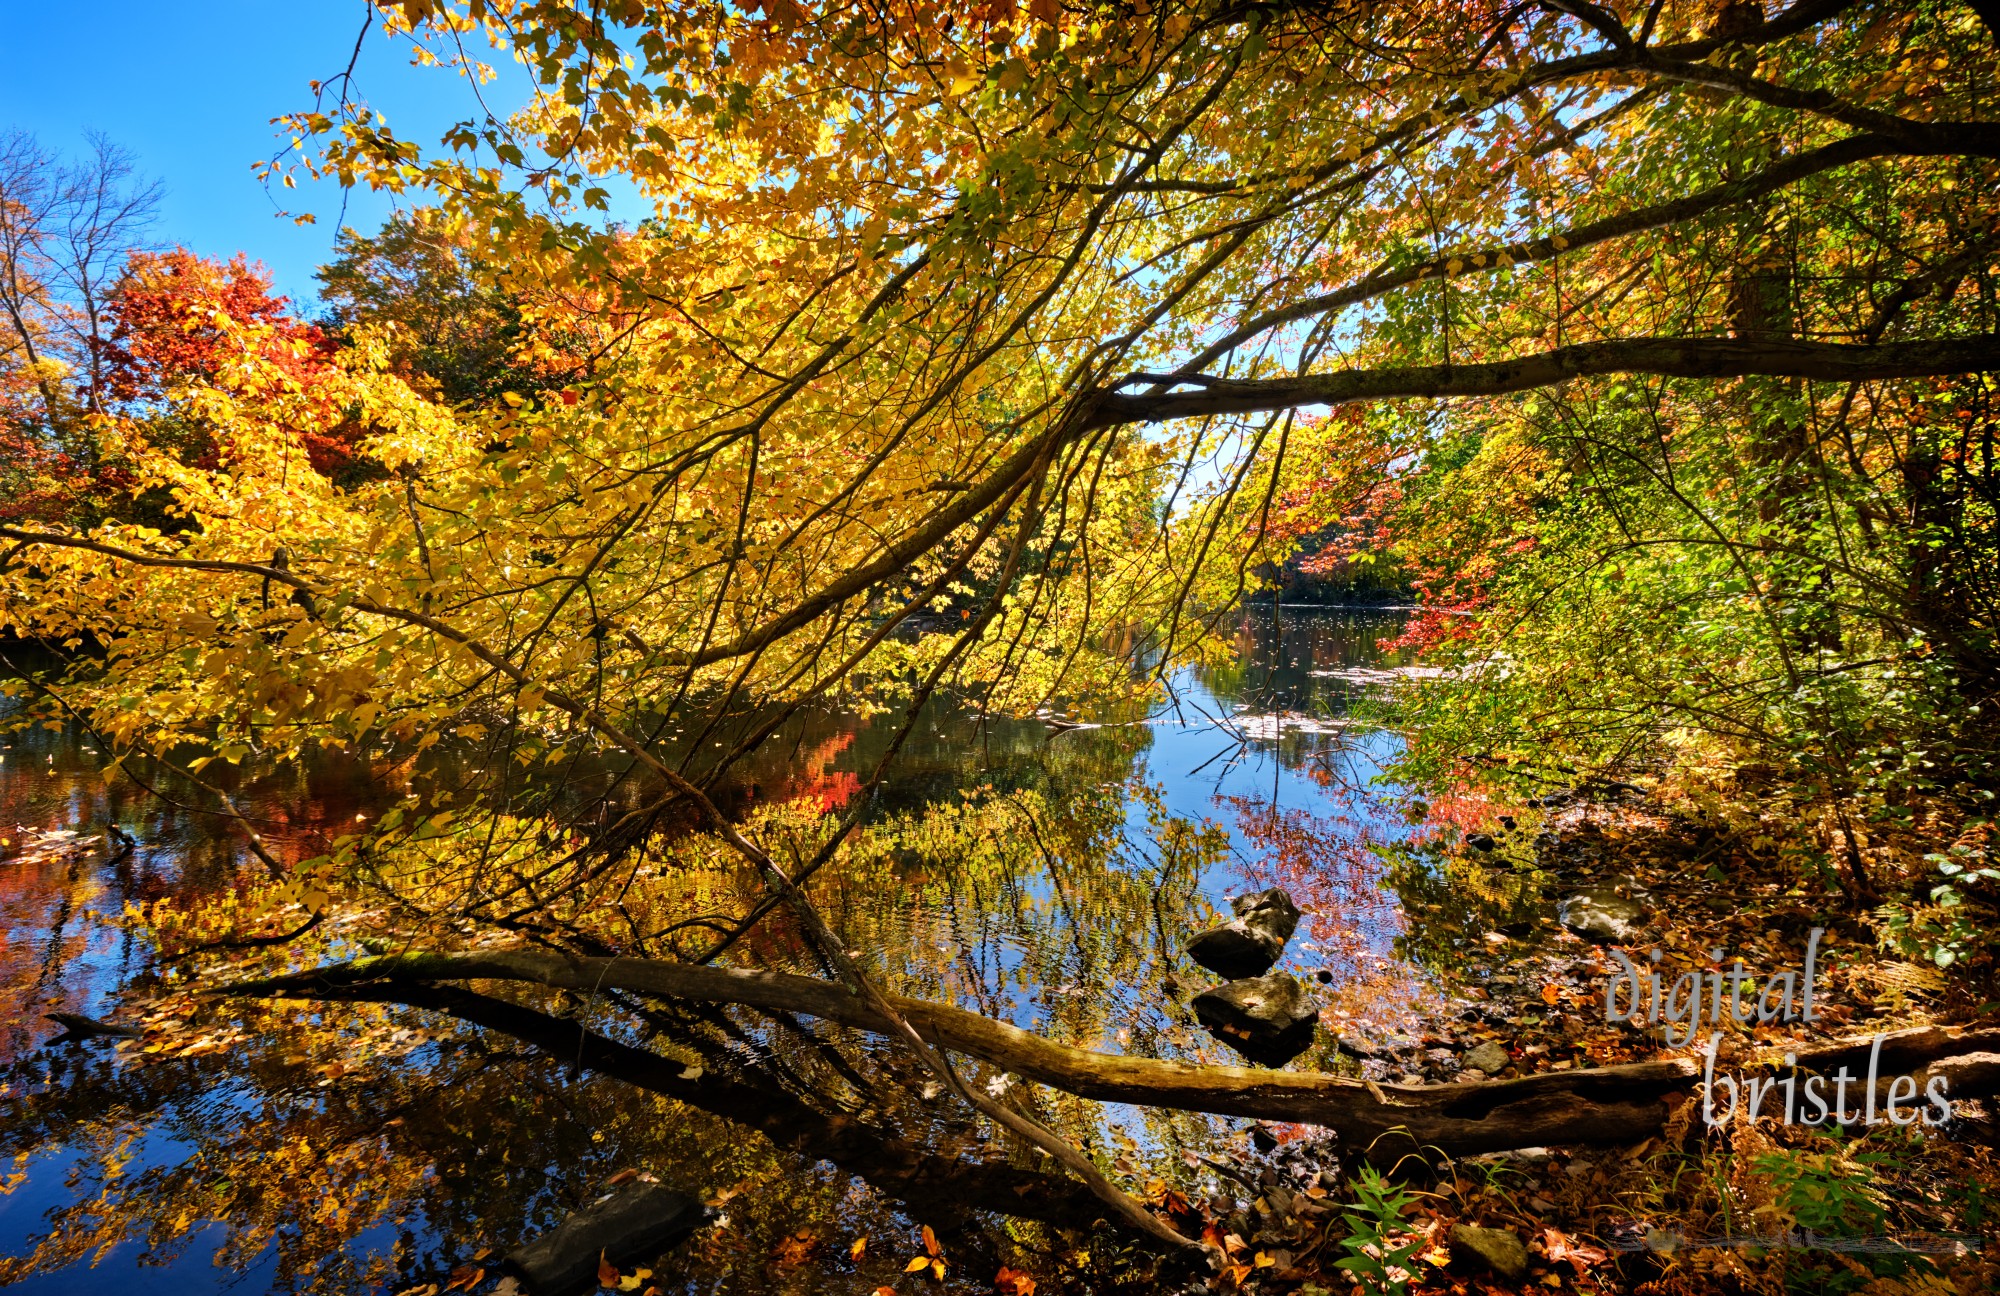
[1464,832,1497,852]
[1192,973,1320,1067]
[1186,923,1285,980]
[1333,1032,1379,1059]
[1557,887,1649,943]
[507,1182,709,1294]
[1461,1040,1511,1075]
[1186,888,1302,978]
[1449,1224,1529,1280]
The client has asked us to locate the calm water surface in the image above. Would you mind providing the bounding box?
[0,607,1525,1293]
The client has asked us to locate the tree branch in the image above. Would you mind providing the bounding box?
[1176,133,1933,375]
[217,948,2000,1158]
[1092,334,2000,428]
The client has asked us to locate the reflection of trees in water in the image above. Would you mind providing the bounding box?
[0,715,1232,1291]
[1220,774,1548,998]
[0,970,1163,1293]
[0,840,116,1064]
[1194,609,1410,719]
[0,615,1421,1289]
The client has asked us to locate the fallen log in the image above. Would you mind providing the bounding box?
[219,949,2000,1157]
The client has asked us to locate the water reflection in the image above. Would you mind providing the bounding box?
[0,606,1508,1293]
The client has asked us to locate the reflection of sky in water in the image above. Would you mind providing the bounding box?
[0,606,1439,1291]
[842,608,1438,1063]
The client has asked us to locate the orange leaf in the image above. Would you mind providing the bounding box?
[922,1224,939,1255]
[1541,983,1561,1005]
[598,1252,619,1287]
[906,1256,933,1273]
[850,1237,868,1260]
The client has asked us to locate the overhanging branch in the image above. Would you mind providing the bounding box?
[1091,334,2000,428]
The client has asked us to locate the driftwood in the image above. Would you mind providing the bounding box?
[222,949,2000,1158]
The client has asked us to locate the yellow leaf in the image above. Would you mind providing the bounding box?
[850,1237,867,1260]
[905,1257,932,1273]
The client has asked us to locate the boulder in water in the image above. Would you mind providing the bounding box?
[1192,972,1320,1067]
[1186,888,1302,978]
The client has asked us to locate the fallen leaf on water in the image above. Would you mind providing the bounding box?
[773,1232,817,1266]
[922,1225,940,1255]
[490,1280,521,1296]
[445,1264,484,1292]
[598,1251,619,1287]
[850,1237,867,1260]
[905,1256,932,1274]
[996,1265,1038,1295]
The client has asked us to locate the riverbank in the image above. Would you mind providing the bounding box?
[1151,782,2000,1295]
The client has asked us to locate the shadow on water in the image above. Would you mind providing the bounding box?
[0,606,1541,1293]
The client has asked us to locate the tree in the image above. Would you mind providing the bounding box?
[317,210,584,404]
[0,131,159,516]
[2,0,1997,1250]
[98,248,377,483]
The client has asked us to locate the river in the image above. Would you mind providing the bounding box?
[0,605,1528,1294]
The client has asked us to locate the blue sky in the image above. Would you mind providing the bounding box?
[0,1,486,306]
